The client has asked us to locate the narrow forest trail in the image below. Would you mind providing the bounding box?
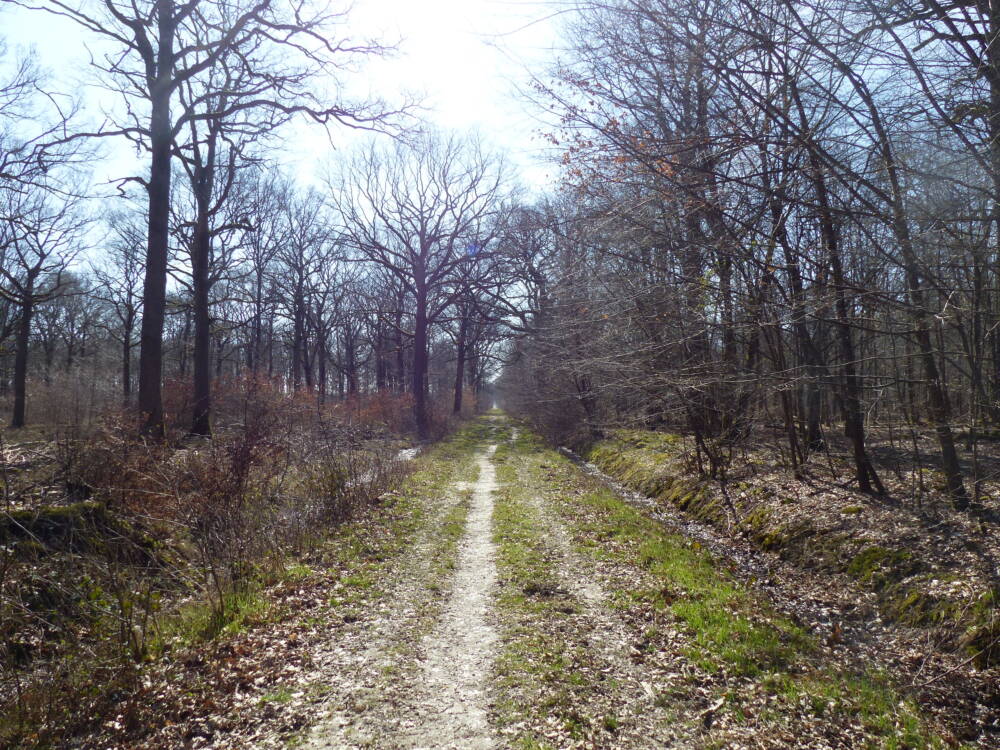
[400,446,499,749]
[299,426,505,750]
[168,415,982,750]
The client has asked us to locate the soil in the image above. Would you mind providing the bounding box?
[398,447,499,750]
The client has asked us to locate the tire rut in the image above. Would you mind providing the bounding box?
[305,446,500,750]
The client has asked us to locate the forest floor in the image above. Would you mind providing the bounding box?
[71,415,995,749]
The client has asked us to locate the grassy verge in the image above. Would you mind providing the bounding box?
[585,430,999,668]
[501,424,962,749]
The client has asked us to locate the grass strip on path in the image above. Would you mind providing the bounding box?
[493,423,966,750]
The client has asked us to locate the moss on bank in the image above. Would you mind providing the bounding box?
[511,423,959,747]
[583,429,999,668]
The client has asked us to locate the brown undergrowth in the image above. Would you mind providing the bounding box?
[0,378,429,748]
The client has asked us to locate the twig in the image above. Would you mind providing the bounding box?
[918,629,998,687]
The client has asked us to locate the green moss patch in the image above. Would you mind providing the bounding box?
[526,427,960,747]
[584,429,998,671]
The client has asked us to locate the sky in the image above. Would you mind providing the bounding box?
[1,0,564,193]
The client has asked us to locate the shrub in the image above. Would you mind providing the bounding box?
[0,375,419,747]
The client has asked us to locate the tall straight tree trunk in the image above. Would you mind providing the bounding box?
[791,82,884,494]
[266,313,275,378]
[344,330,358,395]
[882,156,967,505]
[42,339,54,385]
[292,292,305,389]
[811,156,884,494]
[828,234,885,496]
[302,333,314,389]
[413,290,430,440]
[375,325,387,391]
[190,196,213,436]
[468,352,480,396]
[215,335,225,378]
[10,295,33,428]
[249,273,265,374]
[394,318,405,393]
[188,112,221,437]
[137,0,176,437]
[818,53,965,503]
[760,136,826,452]
[122,319,133,404]
[317,335,327,405]
[453,315,467,415]
[989,3,1000,424]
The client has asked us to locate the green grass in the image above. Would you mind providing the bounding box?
[511,424,960,748]
[570,488,811,677]
[282,562,313,581]
[153,587,271,652]
[491,424,657,747]
[259,687,295,705]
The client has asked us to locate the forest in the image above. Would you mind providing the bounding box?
[2,0,999,748]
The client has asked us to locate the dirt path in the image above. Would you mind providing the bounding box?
[298,459,477,749]
[489,437,694,748]
[174,417,977,750]
[54,417,979,749]
[301,443,500,750]
[402,446,499,749]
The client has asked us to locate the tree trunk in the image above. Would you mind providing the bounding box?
[266,312,275,378]
[215,335,225,378]
[137,0,176,437]
[122,318,133,404]
[791,80,884,494]
[10,296,33,429]
[813,159,885,495]
[318,335,327,405]
[292,291,305,389]
[375,325,388,391]
[453,313,467,415]
[989,2,1000,426]
[345,330,357,395]
[190,195,213,436]
[413,291,430,440]
[394,310,405,393]
[762,137,826,453]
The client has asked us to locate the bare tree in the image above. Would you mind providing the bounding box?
[0,189,87,427]
[15,0,409,434]
[93,209,146,403]
[328,132,512,439]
